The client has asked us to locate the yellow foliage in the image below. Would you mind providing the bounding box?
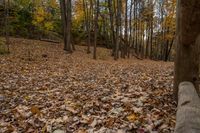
[44,22,53,30]
[33,7,46,24]
[49,0,58,8]
[32,1,55,31]
[74,0,85,23]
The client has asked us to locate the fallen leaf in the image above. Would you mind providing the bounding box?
[30,106,41,116]
[127,113,137,122]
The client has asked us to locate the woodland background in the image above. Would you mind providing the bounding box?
[3,0,199,132]
[0,0,176,61]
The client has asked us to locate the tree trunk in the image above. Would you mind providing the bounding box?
[124,0,128,58]
[166,34,175,60]
[174,0,200,101]
[145,21,150,58]
[93,0,99,59]
[60,0,72,52]
[175,82,200,133]
[132,0,136,56]
[66,0,72,52]
[108,0,115,56]
[128,0,133,58]
[150,11,153,59]
[83,0,91,54]
[4,0,10,53]
[135,0,138,55]
[114,0,120,60]
[164,27,170,61]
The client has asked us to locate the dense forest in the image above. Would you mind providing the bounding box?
[0,0,200,133]
[0,0,176,61]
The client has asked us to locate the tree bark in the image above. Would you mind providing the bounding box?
[114,0,120,60]
[66,0,72,52]
[108,0,115,56]
[145,21,150,58]
[60,0,72,52]
[174,0,200,101]
[124,0,128,58]
[164,27,170,61]
[175,82,200,133]
[128,0,133,58]
[93,0,99,59]
[4,0,10,53]
[83,0,92,54]
[149,6,153,59]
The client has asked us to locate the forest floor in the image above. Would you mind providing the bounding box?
[0,38,176,133]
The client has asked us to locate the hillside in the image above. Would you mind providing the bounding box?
[0,38,176,133]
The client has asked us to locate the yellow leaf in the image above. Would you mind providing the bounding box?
[41,125,47,133]
[24,96,30,101]
[127,113,137,122]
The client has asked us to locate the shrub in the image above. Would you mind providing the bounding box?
[0,37,9,55]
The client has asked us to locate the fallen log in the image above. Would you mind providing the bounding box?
[40,38,61,43]
[132,54,143,60]
[175,82,200,133]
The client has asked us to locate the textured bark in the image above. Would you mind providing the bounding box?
[83,0,91,54]
[149,11,153,59]
[108,0,115,56]
[164,27,170,61]
[128,0,133,58]
[175,82,200,133]
[124,0,128,58]
[114,0,120,60]
[132,0,136,55]
[60,0,72,52]
[93,0,99,59]
[135,0,138,55]
[174,0,200,101]
[66,0,72,52]
[4,0,10,53]
[119,0,123,59]
[60,0,67,50]
[166,33,175,61]
[145,21,150,58]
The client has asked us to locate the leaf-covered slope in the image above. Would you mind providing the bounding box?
[0,38,176,133]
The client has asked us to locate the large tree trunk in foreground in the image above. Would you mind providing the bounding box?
[174,0,200,101]
[175,82,200,133]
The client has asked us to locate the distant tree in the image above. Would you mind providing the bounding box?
[4,0,10,53]
[83,0,92,54]
[114,0,121,60]
[93,0,99,59]
[60,0,73,52]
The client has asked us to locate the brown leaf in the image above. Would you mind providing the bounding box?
[105,118,115,128]
[30,106,41,116]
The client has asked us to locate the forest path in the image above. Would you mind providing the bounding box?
[0,38,176,133]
